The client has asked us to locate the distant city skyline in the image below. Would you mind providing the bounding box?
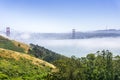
[0,0,120,33]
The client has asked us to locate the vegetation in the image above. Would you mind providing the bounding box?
[1,35,120,80]
[11,40,30,53]
[0,48,56,80]
[0,35,66,63]
[48,50,120,80]
[0,36,25,53]
[28,44,66,62]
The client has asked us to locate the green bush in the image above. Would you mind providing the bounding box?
[0,72,9,80]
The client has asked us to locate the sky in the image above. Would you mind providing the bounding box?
[0,0,120,33]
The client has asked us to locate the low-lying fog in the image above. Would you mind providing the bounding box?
[33,37,120,57]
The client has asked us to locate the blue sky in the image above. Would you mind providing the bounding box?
[0,0,120,32]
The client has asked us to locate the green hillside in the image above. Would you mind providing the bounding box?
[0,36,26,53]
[28,44,67,62]
[0,35,66,63]
[0,48,56,80]
[0,35,58,80]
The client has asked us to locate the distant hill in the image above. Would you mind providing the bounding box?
[0,48,56,79]
[75,29,120,39]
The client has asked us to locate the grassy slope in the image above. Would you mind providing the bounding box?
[0,35,58,79]
[11,40,30,53]
[0,48,56,80]
[0,35,26,53]
[0,35,66,63]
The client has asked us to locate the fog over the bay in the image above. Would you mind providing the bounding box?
[32,37,120,57]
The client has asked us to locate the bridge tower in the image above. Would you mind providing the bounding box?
[6,27,10,37]
[72,29,75,39]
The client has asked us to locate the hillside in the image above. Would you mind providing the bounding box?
[11,40,30,53]
[0,35,28,53]
[28,44,67,62]
[0,35,66,63]
[0,48,56,80]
